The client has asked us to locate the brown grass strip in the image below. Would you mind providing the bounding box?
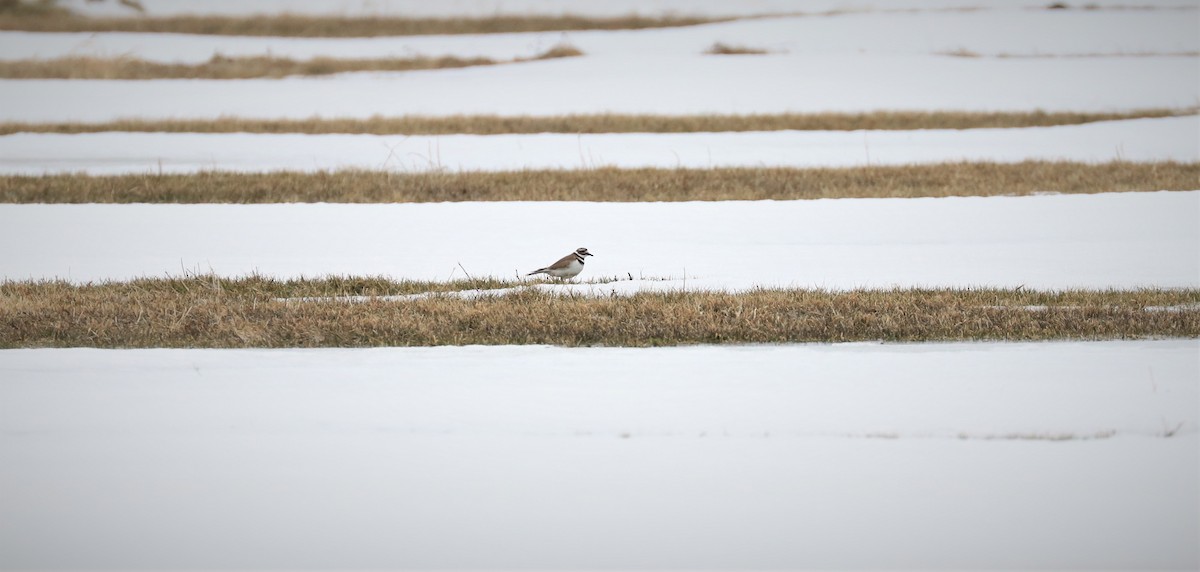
[1,162,1195,204]
[0,46,580,80]
[0,12,729,36]
[0,110,1189,135]
[2,277,1196,347]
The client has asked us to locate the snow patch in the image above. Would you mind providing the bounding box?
[3,191,1195,289]
[1,340,1196,569]
[1,116,1194,174]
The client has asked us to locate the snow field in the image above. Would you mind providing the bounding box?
[1,341,1196,569]
[2,191,1196,289]
[1,3,1197,569]
[1,116,1194,174]
[3,55,1196,122]
[2,8,1197,122]
[4,9,1197,63]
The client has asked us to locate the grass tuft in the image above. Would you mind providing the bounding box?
[535,43,585,59]
[704,42,770,55]
[939,47,983,58]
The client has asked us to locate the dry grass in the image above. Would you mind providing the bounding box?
[704,42,771,55]
[938,47,983,58]
[2,161,1195,204]
[0,46,580,80]
[2,276,1196,348]
[0,12,728,36]
[0,0,73,16]
[534,44,585,59]
[1,110,1187,136]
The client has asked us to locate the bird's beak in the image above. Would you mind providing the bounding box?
[585,252,593,256]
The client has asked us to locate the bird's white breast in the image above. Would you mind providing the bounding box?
[547,259,584,278]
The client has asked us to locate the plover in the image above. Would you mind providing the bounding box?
[527,247,593,280]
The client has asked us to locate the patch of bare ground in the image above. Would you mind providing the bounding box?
[704,42,771,55]
[1,110,1188,135]
[1,161,1194,203]
[0,45,581,79]
[2,277,1196,347]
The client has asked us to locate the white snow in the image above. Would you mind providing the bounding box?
[2,7,1196,122]
[1,340,1196,569]
[4,54,1196,121]
[1,116,1194,174]
[4,10,1196,63]
[2,4,1197,569]
[2,191,1196,289]
[2,8,1197,122]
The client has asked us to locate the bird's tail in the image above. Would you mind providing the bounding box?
[526,268,549,276]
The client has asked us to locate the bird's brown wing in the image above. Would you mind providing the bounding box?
[547,252,578,270]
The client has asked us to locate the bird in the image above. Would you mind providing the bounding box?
[526,247,593,280]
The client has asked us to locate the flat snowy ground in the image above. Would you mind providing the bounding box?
[3,116,1195,174]
[2,3,1197,569]
[3,191,1196,289]
[1,7,1196,122]
[6,9,1196,63]
[1,341,1197,569]
[4,55,1195,122]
